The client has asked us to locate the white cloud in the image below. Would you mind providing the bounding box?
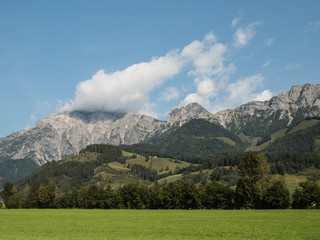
[232,17,240,27]
[233,22,261,48]
[61,31,235,114]
[60,21,266,118]
[231,10,243,27]
[254,90,273,101]
[264,38,274,46]
[209,74,270,113]
[60,50,183,113]
[181,32,237,109]
[25,112,38,130]
[305,20,320,32]
[30,112,37,122]
[285,63,302,70]
[138,103,159,119]
[262,60,271,68]
[161,87,180,102]
[227,74,264,104]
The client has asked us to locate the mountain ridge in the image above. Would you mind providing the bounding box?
[0,83,319,167]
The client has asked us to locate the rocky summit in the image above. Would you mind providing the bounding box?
[0,83,319,165]
[212,83,320,134]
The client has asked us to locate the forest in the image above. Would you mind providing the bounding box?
[1,152,319,210]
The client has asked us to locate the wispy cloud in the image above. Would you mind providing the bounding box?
[231,10,243,27]
[285,63,302,70]
[181,32,236,109]
[210,74,271,113]
[226,74,264,104]
[161,87,180,102]
[262,60,271,68]
[60,19,270,117]
[264,38,274,46]
[60,51,183,114]
[305,20,320,32]
[254,90,273,101]
[233,22,261,48]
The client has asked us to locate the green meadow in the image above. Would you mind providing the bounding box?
[0,209,319,240]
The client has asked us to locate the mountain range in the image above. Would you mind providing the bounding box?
[1,83,320,187]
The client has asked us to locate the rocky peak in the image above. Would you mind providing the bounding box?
[213,83,320,130]
[1,83,319,166]
[167,103,210,126]
[272,83,320,108]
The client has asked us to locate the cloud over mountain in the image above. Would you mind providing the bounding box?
[60,51,183,114]
[60,21,270,117]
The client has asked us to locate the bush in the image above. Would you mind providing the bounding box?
[261,180,290,209]
[292,181,320,209]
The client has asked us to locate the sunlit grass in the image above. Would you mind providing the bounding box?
[0,209,319,240]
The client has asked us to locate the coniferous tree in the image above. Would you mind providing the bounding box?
[37,180,55,208]
[0,182,14,207]
[235,152,270,208]
[292,181,320,209]
[204,181,233,209]
[261,180,290,209]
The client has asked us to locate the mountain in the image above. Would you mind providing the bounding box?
[212,83,320,138]
[14,144,194,192]
[1,83,320,187]
[132,118,245,162]
[0,111,166,165]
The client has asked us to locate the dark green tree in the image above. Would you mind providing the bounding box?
[0,182,14,207]
[37,180,56,208]
[0,182,22,209]
[176,180,201,209]
[204,181,233,209]
[261,180,290,209]
[236,152,270,208]
[148,185,164,209]
[24,181,40,208]
[6,194,22,209]
[292,181,320,209]
[77,187,88,208]
[306,167,320,181]
[120,182,149,209]
[54,189,78,208]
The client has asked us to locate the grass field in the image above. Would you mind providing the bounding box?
[0,209,319,240]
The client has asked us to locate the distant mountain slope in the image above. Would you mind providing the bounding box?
[213,84,320,137]
[0,158,38,188]
[265,119,320,154]
[1,83,320,187]
[157,119,245,161]
[0,111,166,165]
[15,144,192,192]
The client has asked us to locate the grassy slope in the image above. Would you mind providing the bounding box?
[246,119,320,152]
[125,155,191,172]
[75,152,191,189]
[273,174,308,194]
[0,209,319,240]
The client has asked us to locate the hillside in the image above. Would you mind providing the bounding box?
[1,83,320,187]
[14,142,320,198]
[15,144,193,192]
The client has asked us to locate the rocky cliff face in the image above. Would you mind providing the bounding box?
[213,83,320,134]
[167,103,211,126]
[0,83,319,165]
[0,111,166,165]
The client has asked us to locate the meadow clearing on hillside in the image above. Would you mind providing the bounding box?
[0,209,319,240]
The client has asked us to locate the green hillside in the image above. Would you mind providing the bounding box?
[6,118,320,194]
[15,144,193,193]
[0,158,38,189]
[122,119,246,163]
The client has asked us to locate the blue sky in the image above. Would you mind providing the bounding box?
[0,0,320,137]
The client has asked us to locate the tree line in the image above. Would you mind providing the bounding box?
[1,152,319,210]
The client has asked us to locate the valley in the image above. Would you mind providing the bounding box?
[0,83,320,210]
